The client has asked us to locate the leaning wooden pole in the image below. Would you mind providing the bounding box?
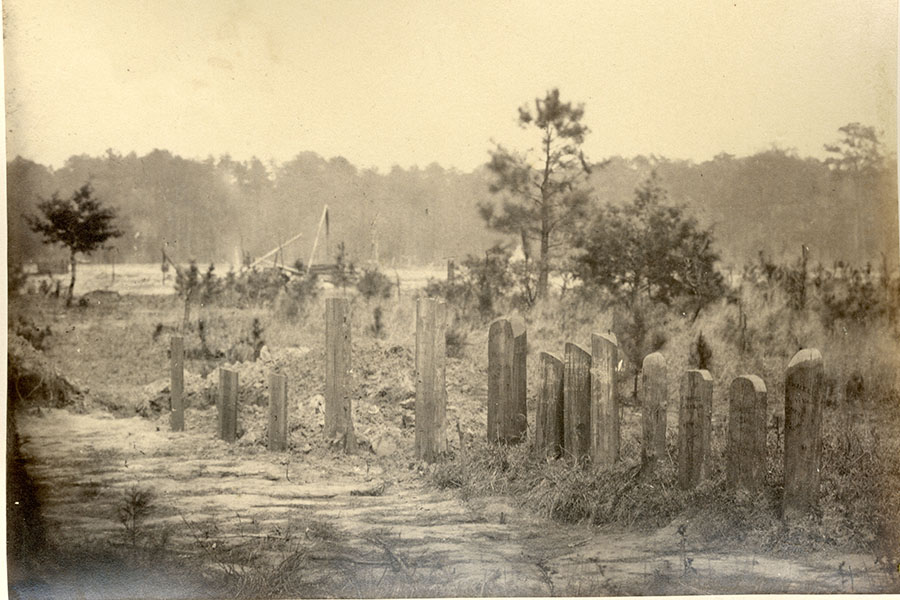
[308,205,330,268]
[249,231,305,270]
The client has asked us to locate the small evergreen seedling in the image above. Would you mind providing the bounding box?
[117,486,154,548]
[370,306,384,337]
[251,318,265,359]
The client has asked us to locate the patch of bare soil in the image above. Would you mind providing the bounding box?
[15,408,896,597]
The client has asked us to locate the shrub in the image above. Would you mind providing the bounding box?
[425,243,516,322]
[611,299,669,400]
[276,271,319,317]
[813,266,890,330]
[357,267,394,301]
[174,260,201,299]
[13,316,52,350]
[330,241,357,292]
[199,263,223,305]
[445,321,469,358]
[217,267,319,311]
[227,267,289,306]
[8,263,29,298]
[571,172,726,320]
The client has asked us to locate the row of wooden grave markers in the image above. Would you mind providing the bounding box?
[495,327,621,468]
[168,297,451,462]
[490,318,825,521]
[167,303,823,521]
[323,297,450,462]
[487,317,527,444]
[167,337,289,452]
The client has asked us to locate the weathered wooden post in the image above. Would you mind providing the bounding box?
[415,298,448,462]
[325,297,355,452]
[218,368,238,443]
[564,343,592,461]
[536,352,564,458]
[268,372,288,452]
[591,332,619,466]
[509,316,528,444]
[169,336,184,432]
[726,375,767,494]
[487,318,512,443]
[641,352,667,467]
[487,316,526,444]
[783,349,824,521]
[677,369,713,489]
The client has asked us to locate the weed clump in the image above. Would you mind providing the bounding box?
[12,316,52,350]
[432,395,900,560]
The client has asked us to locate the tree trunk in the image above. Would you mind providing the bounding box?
[66,251,77,307]
[538,227,550,300]
[182,287,193,333]
[538,127,552,301]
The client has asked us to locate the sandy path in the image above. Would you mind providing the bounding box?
[17,408,896,596]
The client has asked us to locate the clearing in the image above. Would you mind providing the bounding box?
[8,293,897,597]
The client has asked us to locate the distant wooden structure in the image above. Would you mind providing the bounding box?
[244,204,339,278]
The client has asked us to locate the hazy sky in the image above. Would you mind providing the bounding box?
[4,0,897,171]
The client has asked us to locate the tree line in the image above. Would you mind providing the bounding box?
[7,104,897,275]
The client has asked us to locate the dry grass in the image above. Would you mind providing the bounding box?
[431,280,900,563]
[9,272,900,595]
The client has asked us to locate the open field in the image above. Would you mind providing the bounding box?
[20,263,448,297]
[8,290,900,597]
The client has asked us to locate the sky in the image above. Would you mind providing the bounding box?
[3,0,897,172]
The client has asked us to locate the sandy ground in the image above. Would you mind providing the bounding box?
[16,407,896,597]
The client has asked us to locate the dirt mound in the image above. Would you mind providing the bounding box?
[138,339,437,460]
[78,289,121,308]
[134,370,209,417]
[7,333,86,411]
